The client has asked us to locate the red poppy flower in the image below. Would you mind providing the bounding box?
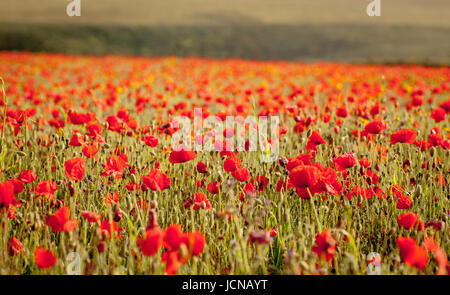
[396,195,413,209]
[8,178,24,194]
[68,111,93,125]
[333,153,357,171]
[359,158,371,168]
[7,237,23,256]
[184,231,206,256]
[100,220,120,239]
[104,192,120,206]
[18,170,37,183]
[100,155,129,179]
[207,181,220,194]
[169,149,196,164]
[312,229,336,262]
[81,211,101,223]
[364,121,386,135]
[289,165,320,189]
[224,156,241,172]
[64,157,86,182]
[162,250,181,275]
[185,192,212,210]
[391,129,417,145]
[46,206,78,232]
[35,180,58,200]
[396,237,428,270]
[163,224,187,251]
[431,107,446,123]
[423,238,448,275]
[0,181,16,207]
[253,175,269,192]
[69,130,85,146]
[336,106,348,118]
[397,212,419,230]
[137,227,163,257]
[142,169,171,191]
[196,161,208,174]
[276,178,293,192]
[82,143,99,158]
[143,135,158,147]
[34,247,57,269]
[306,130,326,151]
[231,167,250,182]
[125,181,140,191]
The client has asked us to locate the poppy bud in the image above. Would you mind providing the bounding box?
[130,174,137,183]
[114,209,122,222]
[414,185,422,198]
[97,242,106,253]
[200,201,206,209]
[429,147,436,157]
[146,209,158,230]
[179,243,189,260]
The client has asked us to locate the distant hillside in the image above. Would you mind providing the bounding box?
[0,23,449,64]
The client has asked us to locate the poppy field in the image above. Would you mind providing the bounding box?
[0,51,449,275]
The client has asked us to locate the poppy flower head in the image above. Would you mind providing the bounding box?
[0,181,17,208]
[397,212,420,230]
[169,149,196,164]
[46,206,78,232]
[391,129,417,145]
[396,237,428,270]
[35,180,58,200]
[231,166,250,182]
[18,169,37,183]
[312,229,336,262]
[223,156,241,172]
[333,153,357,171]
[141,169,171,191]
[289,165,320,189]
[64,157,86,182]
[34,247,57,269]
[306,130,326,151]
[137,227,163,257]
[364,120,386,135]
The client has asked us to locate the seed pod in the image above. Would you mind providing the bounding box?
[16,151,26,157]
[414,185,423,198]
[179,243,189,259]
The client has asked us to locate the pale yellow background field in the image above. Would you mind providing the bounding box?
[1,0,449,27]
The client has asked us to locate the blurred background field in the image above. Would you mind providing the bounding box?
[1,0,449,64]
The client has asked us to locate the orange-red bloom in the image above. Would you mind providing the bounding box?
[18,170,37,183]
[35,180,58,200]
[169,149,196,164]
[391,129,417,145]
[396,236,428,270]
[142,169,171,191]
[137,227,163,256]
[34,247,57,269]
[312,229,336,262]
[333,153,357,171]
[46,206,78,232]
[64,157,86,181]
